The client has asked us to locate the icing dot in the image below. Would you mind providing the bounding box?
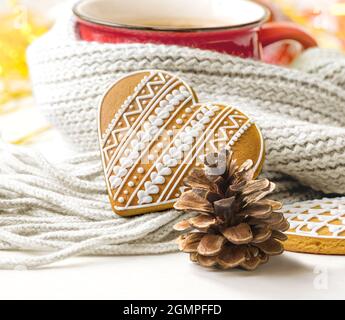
[175,193,180,198]
[167,130,174,137]
[124,191,129,195]
[176,119,183,125]
[129,105,134,110]
[224,121,228,125]
[128,182,135,188]
[157,143,164,149]
[148,155,155,161]
[143,100,148,105]
[172,126,177,130]
[185,108,192,114]
[134,176,138,180]
[182,114,187,119]
[137,167,145,174]
[118,197,125,203]
[131,117,135,122]
[118,122,123,126]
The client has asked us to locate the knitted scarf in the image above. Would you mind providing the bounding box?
[0,10,344,269]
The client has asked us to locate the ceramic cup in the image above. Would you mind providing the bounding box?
[73,0,317,63]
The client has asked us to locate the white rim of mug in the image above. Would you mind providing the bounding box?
[73,0,271,33]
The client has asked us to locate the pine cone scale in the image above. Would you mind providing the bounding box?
[217,246,247,269]
[174,190,213,214]
[254,238,284,256]
[178,233,204,252]
[272,230,288,241]
[189,215,216,230]
[197,255,218,268]
[174,219,192,232]
[240,256,262,271]
[221,223,253,245]
[241,179,271,196]
[243,182,276,205]
[241,203,273,219]
[252,226,272,244]
[271,219,290,232]
[197,234,226,257]
[259,199,283,210]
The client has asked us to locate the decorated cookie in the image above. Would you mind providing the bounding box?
[283,199,345,255]
[98,70,265,217]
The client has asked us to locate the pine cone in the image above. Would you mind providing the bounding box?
[173,149,289,271]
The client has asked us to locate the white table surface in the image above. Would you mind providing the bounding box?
[0,250,344,300]
[0,126,344,300]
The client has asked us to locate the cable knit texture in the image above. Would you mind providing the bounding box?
[0,9,344,269]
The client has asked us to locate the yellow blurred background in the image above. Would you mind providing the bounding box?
[0,0,344,145]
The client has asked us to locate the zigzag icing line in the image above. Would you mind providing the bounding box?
[105,76,178,175]
[209,113,248,151]
[102,72,166,150]
[101,72,156,146]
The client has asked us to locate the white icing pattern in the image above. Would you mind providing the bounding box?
[283,199,345,239]
[137,106,220,205]
[119,104,259,209]
[109,86,191,190]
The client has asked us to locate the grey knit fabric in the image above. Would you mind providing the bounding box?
[27,14,345,197]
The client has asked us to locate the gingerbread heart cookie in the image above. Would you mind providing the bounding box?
[98,70,265,216]
[282,200,345,255]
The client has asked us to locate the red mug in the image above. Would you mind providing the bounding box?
[73,0,317,64]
